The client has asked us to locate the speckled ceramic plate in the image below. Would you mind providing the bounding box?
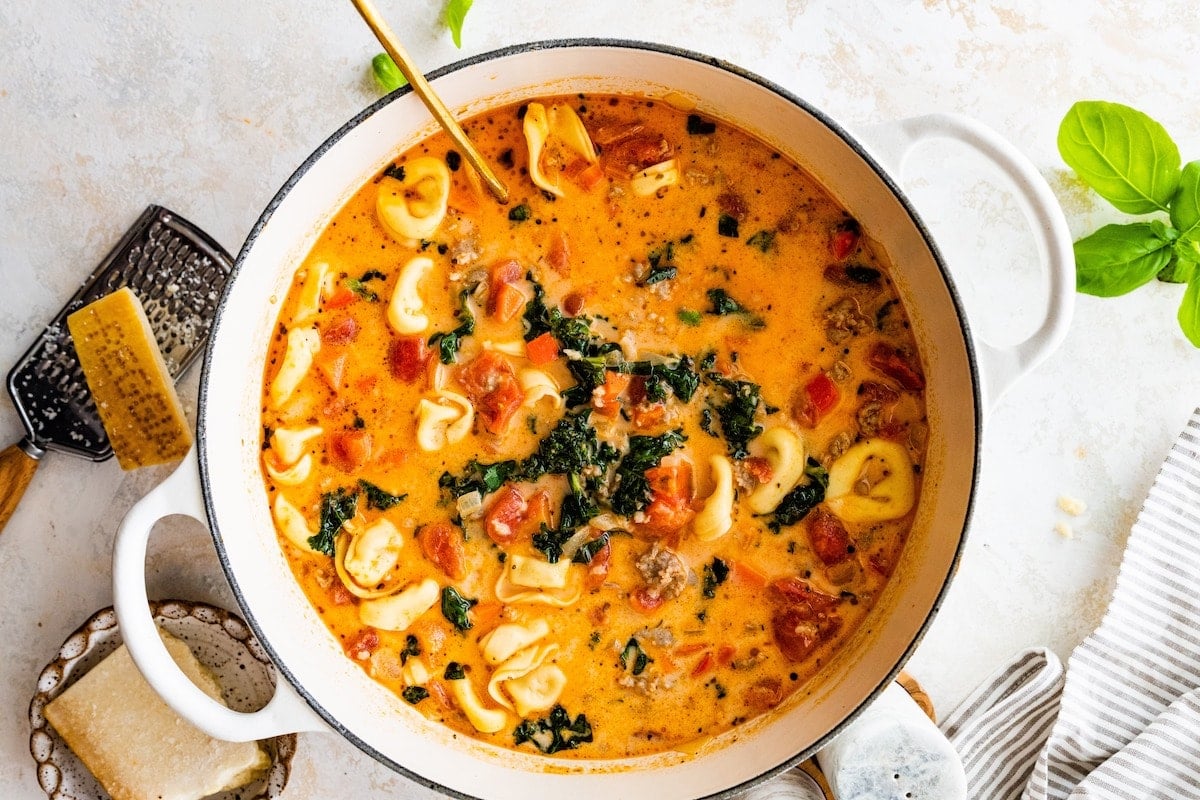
[28,600,296,800]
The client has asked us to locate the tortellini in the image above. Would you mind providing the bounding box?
[292,262,330,324]
[272,494,315,552]
[264,454,312,486]
[630,159,680,197]
[495,556,581,607]
[448,673,508,734]
[387,255,434,335]
[519,369,564,411]
[402,657,431,687]
[693,455,734,542]
[522,102,597,197]
[747,427,808,515]
[342,518,404,588]
[825,439,916,523]
[482,339,527,357]
[358,578,440,631]
[487,643,564,716]
[377,157,452,242]
[270,425,323,465]
[268,327,320,408]
[479,619,551,666]
[414,390,474,451]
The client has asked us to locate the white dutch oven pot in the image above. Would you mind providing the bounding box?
[113,41,1072,799]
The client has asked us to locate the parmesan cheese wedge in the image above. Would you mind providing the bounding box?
[66,287,192,469]
[43,631,269,800]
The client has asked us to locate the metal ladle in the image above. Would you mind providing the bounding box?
[350,0,509,204]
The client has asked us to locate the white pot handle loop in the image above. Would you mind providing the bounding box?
[112,448,326,741]
[858,113,1074,407]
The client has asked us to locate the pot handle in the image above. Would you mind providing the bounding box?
[113,448,327,741]
[857,113,1074,407]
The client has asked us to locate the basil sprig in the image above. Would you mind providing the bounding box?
[1058,101,1200,345]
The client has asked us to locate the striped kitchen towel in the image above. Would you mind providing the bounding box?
[939,408,1200,800]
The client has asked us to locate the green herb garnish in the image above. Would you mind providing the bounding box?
[307,487,358,556]
[427,287,476,364]
[508,203,532,222]
[619,637,653,676]
[371,53,409,93]
[444,661,467,680]
[702,557,730,598]
[444,0,473,48]
[1058,100,1200,345]
[358,479,406,511]
[401,686,429,704]
[745,230,776,253]
[441,587,476,632]
[677,308,702,326]
[400,634,421,665]
[572,533,610,564]
[513,705,594,754]
[610,429,687,516]
[767,458,830,532]
[705,373,763,459]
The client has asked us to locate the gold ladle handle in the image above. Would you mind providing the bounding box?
[350,0,509,204]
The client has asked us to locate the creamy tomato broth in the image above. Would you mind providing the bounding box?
[261,94,927,758]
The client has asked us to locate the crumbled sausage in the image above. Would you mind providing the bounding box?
[827,432,852,461]
[828,360,852,383]
[635,543,688,601]
[822,297,871,344]
[717,190,749,221]
[857,401,884,437]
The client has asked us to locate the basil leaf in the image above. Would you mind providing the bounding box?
[1057,101,1181,215]
[1179,274,1200,347]
[444,0,473,48]
[1171,161,1200,236]
[1158,257,1195,285]
[1073,223,1173,297]
[371,53,408,93]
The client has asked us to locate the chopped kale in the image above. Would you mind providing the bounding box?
[508,203,532,222]
[641,264,677,285]
[706,287,746,315]
[427,288,477,364]
[706,373,764,459]
[745,230,776,253]
[700,407,719,437]
[444,661,466,680]
[702,557,730,599]
[619,637,653,676]
[610,429,687,516]
[768,458,830,532]
[588,630,602,648]
[445,150,462,171]
[522,410,607,480]
[717,214,740,238]
[345,269,386,302]
[308,487,358,556]
[677,308,702,326]
[358,479,406,511]
[619,356,700,403]
[440,587,476,632]
[401,686,429,704]
[845,265,882,284]
[438,458,520,499]
[687,114,718,135]
[382,163,405,181]
[572,532,610,564]
[523,275,594,353]
[532,523,575,565]
[400,634,421,665]
[513,705,594,754]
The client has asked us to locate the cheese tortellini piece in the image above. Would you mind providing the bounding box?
[523,102,597,197]
[264,453,312,486]
[482,339,527,357]
[825,439,916,523]
[272,494,315,552]
[377,157,451,242]
[387,255,434,335]
[358,578,440,631]
[487,643,564,716]
[292,262,330,324]
[270,425,324,465]
[342,518,404,588]
[414,390,474,451]
[269,327,320,408]
[479,619,551,666]
[495,556,581,607]
[519,369,564,412]
[448,674,508,734]
[631,159,679,197]
[402,656,431,687]
[747,427,808,515]
[693,455,734,542]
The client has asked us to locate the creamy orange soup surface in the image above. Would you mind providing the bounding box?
[261,94,927,759]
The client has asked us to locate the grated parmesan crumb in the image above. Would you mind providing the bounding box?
[1054,521,1075,539]
[1057,495,1087,516]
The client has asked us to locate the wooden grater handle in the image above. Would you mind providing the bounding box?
[0,440,41,534]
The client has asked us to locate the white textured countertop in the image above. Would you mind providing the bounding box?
[3,2,1200,797]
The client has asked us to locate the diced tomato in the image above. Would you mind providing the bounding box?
[388,336,430,383]
[325,285,356,309]
[674,643,707,656]
[426,678,453,710]
[691,652,714,678]
[344,629,379,661]
[420,521,467,580]
[630,402,666,429]
[591,371,630,418]
[629,585,667,614]
[769,577,843,662]
[490,258,522,286]
[859,380,900,404]
[807,506,853,566]
[744,456,773,485]
[640,462,695,535]
[794,373,840,428]
[743,677,785,710]
[562,291,586,316]
[603,133,672,177]
[547,230,572,274]
[321,316,358,346]
[731,560,768,588]
[576,162,605,192]
[867,343,925,391]
[329,582,354,606]
[487,259,526,321]
[770,577,841,611]
[329,430,372,472]
[484,486,530,545]
[583,539,611,590]
[716,644,736,667]
[830,220,861,261]
[459,352,525,433]
[526,332,560,365]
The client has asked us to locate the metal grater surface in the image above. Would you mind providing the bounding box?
[5,205,234,461]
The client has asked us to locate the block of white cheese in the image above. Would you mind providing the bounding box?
[43,630,269,800]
